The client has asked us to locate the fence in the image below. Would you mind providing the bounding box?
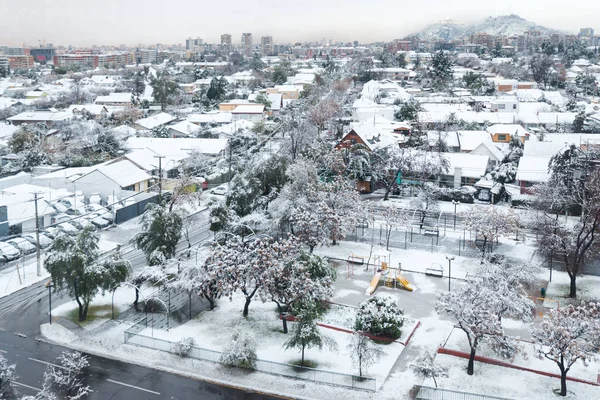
[416,386,514,400]
[124,317,377,392]
[115,193,159,224]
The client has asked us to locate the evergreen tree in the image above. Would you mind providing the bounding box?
[133,203,183,265]
[429,51,454,91]
[150,73,180,111]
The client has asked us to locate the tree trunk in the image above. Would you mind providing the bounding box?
[134,288,140,312]
[560,370,567,396]
[309,245,314,253]
[188,292,192,321]
[467,347,476,375]
[301,345,305,366]
[569,274,577,298]
[80,302,89,322]
[243,287,258,317]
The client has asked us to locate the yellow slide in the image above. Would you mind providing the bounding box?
[397,275,416,292]
[365,272,382,296]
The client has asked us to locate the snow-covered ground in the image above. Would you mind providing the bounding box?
[0,255,49,298]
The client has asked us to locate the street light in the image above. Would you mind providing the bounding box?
[45,280,54,325]
[452,200,460,230]
[446,256,455,291]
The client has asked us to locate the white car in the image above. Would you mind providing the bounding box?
[0,242,21,261]
[7,238,36,255]
[210,186,228,196]
[57,222,78,235]
[22,234,53,249]
[90,214,111,228]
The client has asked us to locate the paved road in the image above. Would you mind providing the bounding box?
[0,330,286,400]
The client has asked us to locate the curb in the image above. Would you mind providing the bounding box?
[437,347,600,387]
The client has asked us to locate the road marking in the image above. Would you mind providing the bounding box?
[12,381,42,392]
[107,379,161,395]
[28,357,67,370]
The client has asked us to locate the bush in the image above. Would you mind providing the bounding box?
[219,330,257,369]
[171,337,195,357]
[355,296,404,339]
[436,187,475,204]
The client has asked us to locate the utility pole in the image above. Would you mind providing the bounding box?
[33,192,42,277]
[154,155,164,204]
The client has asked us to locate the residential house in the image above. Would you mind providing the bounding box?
[7,111,72,126]
[73,160,152,199]
[187,112,233,127]
[442,153,490,187]
[490,99,519,112]
[470,138,504,169]
[231,104,265,122]
[131,112,176,131]
[515,156,551,194]
[368,68,412,81]
[167,120,201,138]
[95,92,134,106]
[486,124,529,143]
[335,124,398,152]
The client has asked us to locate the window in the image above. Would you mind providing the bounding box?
[497,134,507,141]
[497,104,505,109]
[512,104,517,109]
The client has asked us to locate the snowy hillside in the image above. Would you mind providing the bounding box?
[415,14,560,41]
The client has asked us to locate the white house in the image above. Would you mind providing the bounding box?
[490,99,519,112]
[131,112,176,131]
[73,160,152,199]
[167,120,201,138]
[231,104,265,122]
[95,92,134,106]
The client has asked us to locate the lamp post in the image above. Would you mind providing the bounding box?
[452,200,460,230]
[45,280,54,324]
[446,256,455,291]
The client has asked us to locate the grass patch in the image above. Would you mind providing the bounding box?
[290,359,319,370]
[66,304,119,327]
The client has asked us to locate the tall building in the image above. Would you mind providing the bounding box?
[261,36,273,56]
[0,57,9,74]
[137,49,158,64]
[185,37,203,52]
[579,28,595,37]
[0,46,27,56]
[241,33,253,58]
[29,47,55,63]
[221,34,232,46]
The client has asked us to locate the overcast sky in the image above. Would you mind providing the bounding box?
[2,0,599,47]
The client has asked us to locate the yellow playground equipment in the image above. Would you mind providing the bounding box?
[364,251,415,295]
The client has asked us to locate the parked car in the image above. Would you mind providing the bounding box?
[7,238,36,255]
[22,233,53,249]
[52,213,72,224]
[86,204,106,213]
[77,218,96,230]
[89,215,111,228]
[210,186,228,196]
[57,222,78,235]
[0,254,7,267]
[43,227,62,239]
[0,242,21,261]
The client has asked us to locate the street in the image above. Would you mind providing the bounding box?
[0,209,286,399]
[0,330,285,400]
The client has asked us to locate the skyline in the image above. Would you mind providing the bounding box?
[2,0,600,47]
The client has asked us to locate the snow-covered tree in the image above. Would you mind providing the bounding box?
[0,354,17,398]
[319,174,364,245]
[171,337,196,358]
[150,72,180,110]
[410,184,440,230]
[40,351,91,400]
[380,203,411,250]
[129,266,168,311]
[355,296,404,339]
[309,99,340,134]
[284,300,336,366]
[530,54,555,89]
[220,329,258,369]
[411,353,449,388]
[45,229,130,321]
[133,203,183,266]
[347,332,385,377]
[205,235,299,316]
[171,257,220,314]
[436,282,505,375]
[530,158,600,298]
[531,302,600,396]
[461,205,519,255]
[428,51,454,91]
[267,251,335,333]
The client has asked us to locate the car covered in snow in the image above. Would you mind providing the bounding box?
[7,237,36,255]
[0,242,21,261]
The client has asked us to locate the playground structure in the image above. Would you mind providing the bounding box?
[361,250,416,295]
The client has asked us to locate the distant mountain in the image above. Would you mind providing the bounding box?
[415,14,561,41]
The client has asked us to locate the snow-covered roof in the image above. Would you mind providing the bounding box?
[522,141,568,158]
[7,111,72,123]
[456,131,492,152]
[187,112,232,125]
[471,138,504,161]
[267,93,283,111]
[74,160,151,188]
[0,123,18,140]
[516,156,551,183]
[168,120,200,136]
[443,153,489,179]
[133,112,176,130]
[427,131,460,149]
[0,186,73,225]
[486,124,529,136]
[349,123,398,151]
[231,104,265,114]
[125,137,229,156]
[95,92,133,104]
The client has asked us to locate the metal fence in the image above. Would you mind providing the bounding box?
[416,386,514,400]
[115,193,159,224]
[124,317,377,392]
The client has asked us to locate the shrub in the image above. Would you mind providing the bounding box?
[171,337,195,357]
[220,330,257,369]
[355,296,404,339]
